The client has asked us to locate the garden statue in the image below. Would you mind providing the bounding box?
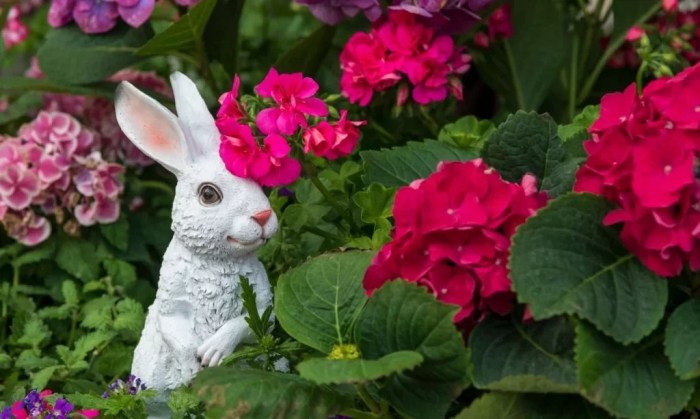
[114,72,278,416]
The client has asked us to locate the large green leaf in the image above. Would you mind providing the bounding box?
[274,251,374,353]
[297,351,423,385]
[193,367,349,418]
[473,0,567,111]
[274,24,336,76]
[456,392,613,419]
[0,77,116,98]
[481,111,570,194]
[360,140,474,187]
[38,24,153,85]
[138,0,217,56]
[665,300,700,379]
[354,281,469,418]
[203,0,245,75]
[510,193,667,344]
[469,316,577,393]
[576,321,693,419]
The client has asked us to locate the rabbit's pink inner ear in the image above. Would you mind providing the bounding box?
[115,81,188,175]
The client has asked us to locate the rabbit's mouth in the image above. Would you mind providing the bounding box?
[227,236,264,247]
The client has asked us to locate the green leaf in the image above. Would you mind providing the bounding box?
[100,216,129,251]
[62,280,79,306]
[0,352,11,369]
[360,140,475,187]
[354,281,469,418]
[31,366,61,390]
[203,0,245,76]
[576,321,693,419]
[482,111,568,191]
[0,78,117,98]
[274,24,336,76]
[193,368,349,418]
[239,276,271,340]
[103,259,137,288]
[0,92,42,125]
[38,24,153,85]
[469,316,577,393]
[15,351,58,370]
[455,393,613,419]
[665,300,700,379]
[558,105,599,153]
[510,193,667,344]
[56,239,101,282]
[18,316,51,349]
[352,184,395,225]
[275,251,374,353]
[138,0,217,56]
[114,298,145,334]
[473,0,567,111]
[437,115,495,153]
[297,351,424,385]
[610,0,660,42]
[14,239,56,267]
[168,386,204,418]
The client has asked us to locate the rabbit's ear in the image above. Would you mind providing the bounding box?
[170,72,219,159]
[115,81,188,176]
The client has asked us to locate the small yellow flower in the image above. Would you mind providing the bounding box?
[327,344,360,360]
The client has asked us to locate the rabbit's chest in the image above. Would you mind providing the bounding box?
[186,264,244,336]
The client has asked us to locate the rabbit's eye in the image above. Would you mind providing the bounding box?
[198,183,222,206]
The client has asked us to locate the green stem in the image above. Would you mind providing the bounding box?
[67,310,79,348]
[12,264,19,289]
[418,106,439,137]
[568,34,580,123]
[636,62,648,95]
[356,384,381,415]
[577,4,662,105]
[301,158,358,231]
[368,119,397,144]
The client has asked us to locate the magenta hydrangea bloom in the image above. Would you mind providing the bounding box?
[49,0,154,34]
[295,0,381,25]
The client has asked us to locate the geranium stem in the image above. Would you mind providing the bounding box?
[356,384,381,414]
[302,158,359,231]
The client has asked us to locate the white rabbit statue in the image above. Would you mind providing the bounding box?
[114,72,278,417]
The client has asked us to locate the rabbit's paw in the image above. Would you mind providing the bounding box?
[197,332,238,367]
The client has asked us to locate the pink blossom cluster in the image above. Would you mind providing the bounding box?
[28,59,171,167]
[574,62,700,277]
[339,11,471,106]
[473,4,513,49]
[216,68,365,187]
[1,7,28,49]
[364,160,547,330]
[0,111,125,246]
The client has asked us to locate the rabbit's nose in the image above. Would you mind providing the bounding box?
[252,209,272,227]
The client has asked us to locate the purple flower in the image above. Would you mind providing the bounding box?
[295,0,381,25]
[0,407,11,419]
[103,375,148,398]
[23,390,48,417]
[48,0,154,34]
[49,398,74,419]
[389,0,491,34]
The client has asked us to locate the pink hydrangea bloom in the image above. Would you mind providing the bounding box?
[575,62,700,277]
[2,7,28,49]
[340,11,471,106]
[255,68,328,135]
[364,159,547,331]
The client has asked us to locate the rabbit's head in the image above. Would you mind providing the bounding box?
[114,72,278,258]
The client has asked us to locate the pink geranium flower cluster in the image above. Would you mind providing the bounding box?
[1,7,29,49]
[574,62,700,277]
[473,4,513,49]
[0,111,125,246]
[363,159,547,330]
[340,11,471,106]
[216,68,365,187]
